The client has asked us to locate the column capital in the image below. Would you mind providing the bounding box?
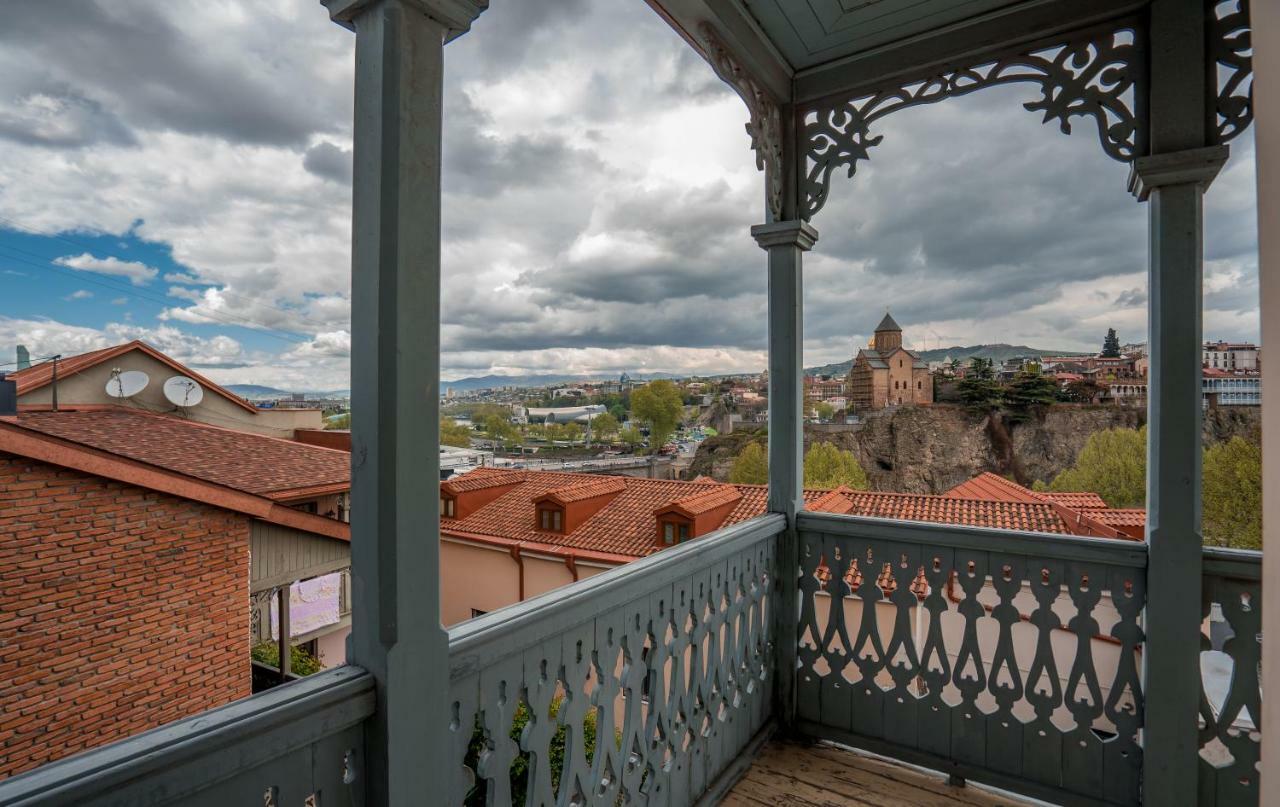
[1128,145,1229,201]
[751,220,819,251]
[324,0,486,39]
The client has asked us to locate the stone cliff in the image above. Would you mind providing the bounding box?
[685,403,1260,494]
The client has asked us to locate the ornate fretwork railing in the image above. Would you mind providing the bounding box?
[1198,547,1262,807]
[793,512,1148,806]
[445,514,783,806]
[0,666,372,807]
[1209,0,1253,144]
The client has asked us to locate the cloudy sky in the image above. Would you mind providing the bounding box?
[0,1,1259,390]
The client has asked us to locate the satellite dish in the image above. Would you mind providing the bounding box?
[163,376,204,408]
[106,370,150,399]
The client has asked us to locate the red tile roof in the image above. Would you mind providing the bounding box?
[439,467,1145,560]
[6,408,348,499]
[538,475,626,505]
[1090,508,1147,527]
[8,340,259,413]
[1039,491,1109,509]
[663,484,742,516]
[943,472,1041,503]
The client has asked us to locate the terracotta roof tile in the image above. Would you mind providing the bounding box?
[1090,508,1147,527]
[836,490,1070,534]
[943,472,1042,503]
[10,408,349,498]
[662,484,742,516]
[538,476,626,504]
[442,467,525,494]
[1040,491,1109,509]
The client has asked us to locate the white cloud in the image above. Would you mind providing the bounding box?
[64,289,93,300]
[53,253,158,285]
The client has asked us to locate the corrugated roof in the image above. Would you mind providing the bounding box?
[8,408,349,498]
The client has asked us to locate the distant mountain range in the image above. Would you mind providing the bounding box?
[441,371,681,393]
[224,384,351,400]
[225,344,1089,397]
[805,343,1089,377]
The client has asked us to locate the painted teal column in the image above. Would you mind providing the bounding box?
[753,219,817,729]
[324,0,484,802]
[1134,2,1226,798]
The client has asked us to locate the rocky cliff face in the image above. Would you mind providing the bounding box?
[687,403,1260,494]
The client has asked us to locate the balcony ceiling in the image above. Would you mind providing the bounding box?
[740,0,1026,71]
[648,0,1146,103]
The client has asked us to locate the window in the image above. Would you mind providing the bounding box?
[440,496,455,518]
[917,381,922,389]
[660,519,691,545]
[663,522,675,545]
[899,359,903,367]
[538,507,562,532]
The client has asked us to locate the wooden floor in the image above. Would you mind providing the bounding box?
[722,739,1035,807]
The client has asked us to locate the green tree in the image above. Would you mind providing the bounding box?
[325,413,350,430]
[814,402,835,421]
[958,357,1002,410]
[1203,436,1262,549]
[619,426,644,449]
[1046,426,1147,508]
[251,641,323,676]
[1059,378,1102,404]
[803,442,867,489]
[631,380,685,451]
[729,442,769,485]
[483,414,520,447]
[440,416,473,448]
[464,696,602,807]
[559,422,584,443]
[1101,328,1121,358]
[590,412,620,441]
[1003,369,1058,421]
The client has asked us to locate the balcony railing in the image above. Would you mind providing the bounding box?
[0,518,1262,807]
[793,511,1149,806]
[1199,547,1262,806]
[444,513,784,805]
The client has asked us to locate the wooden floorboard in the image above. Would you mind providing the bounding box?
[721,739,1034,807]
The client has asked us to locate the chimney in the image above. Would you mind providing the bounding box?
[0,372,15,417]
[15,345,29,371]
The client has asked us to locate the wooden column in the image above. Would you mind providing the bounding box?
[1135,1,1225,798]
[324,0,483,802]
[752,219,817,730]
[1254,0,1279,799]
[277,586,292,683]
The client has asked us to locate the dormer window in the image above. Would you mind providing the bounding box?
[537,506,564,532]
[659,518,691,546]
[440,495,456,518]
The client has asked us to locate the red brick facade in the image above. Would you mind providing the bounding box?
[0,453,250,778]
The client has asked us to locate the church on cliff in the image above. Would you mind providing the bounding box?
[848,312,933,410]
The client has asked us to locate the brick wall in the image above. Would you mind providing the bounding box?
[0,453,251,778]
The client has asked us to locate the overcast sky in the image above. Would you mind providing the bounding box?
[0,0,1259,390]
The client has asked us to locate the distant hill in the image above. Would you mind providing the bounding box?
[805,344,1089,377]
[440,371,681,393]
[225,384,350,400]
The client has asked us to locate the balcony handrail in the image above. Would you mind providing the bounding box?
[448,512,786,678]
[1202,545,1263,580]
[797,510,1149,568]
[0,666,374,807]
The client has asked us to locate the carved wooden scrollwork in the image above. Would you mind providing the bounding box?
[698,23,785,222]
[1209,0,1253,144]
[447,527,776,805]
[1198,569,1262,804]
[797,531,1145,804]
[801,28,1144,220]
